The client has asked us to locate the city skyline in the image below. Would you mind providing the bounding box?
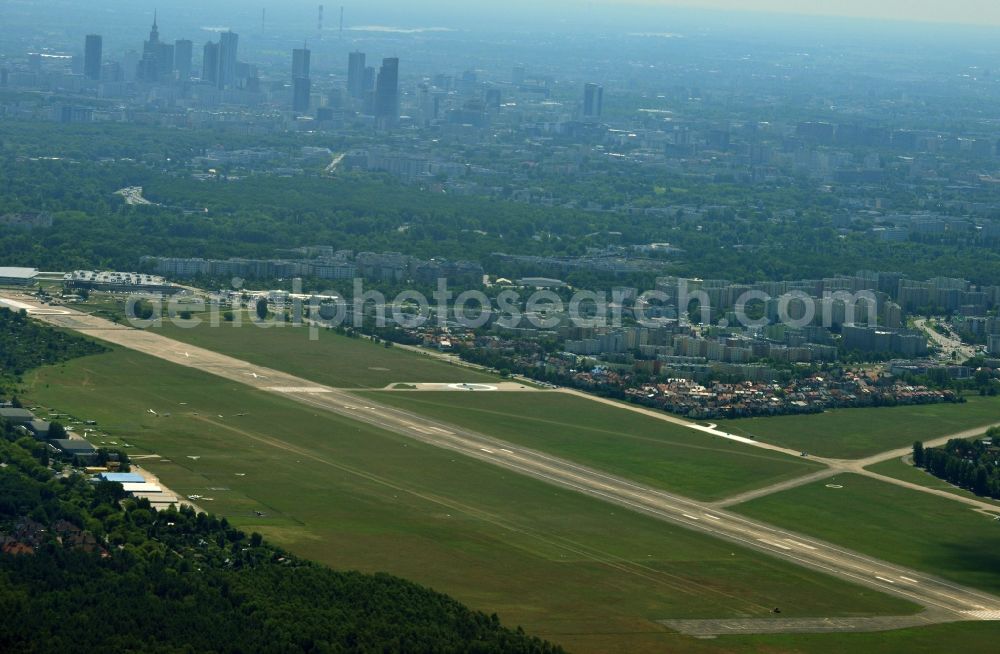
[3,3,1000,653]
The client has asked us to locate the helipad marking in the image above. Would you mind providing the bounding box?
[446,383,499,391]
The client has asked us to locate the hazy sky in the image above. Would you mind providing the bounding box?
[12,0,1000,40]
[339,0,1000,29]
[620,0,1000,26]
[379,0,1000,28]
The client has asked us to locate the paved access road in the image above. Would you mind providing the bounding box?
[915,317,978,362]
[7,295,1000,624]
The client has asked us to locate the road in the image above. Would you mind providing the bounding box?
[6,295,1000,623]
[715,425,1000,512]
[915,317,977,362]
[114,186,156,206]
[324,152,347,174]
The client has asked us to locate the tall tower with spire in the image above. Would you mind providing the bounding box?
[138,10,174,83]
[149,10,160,44]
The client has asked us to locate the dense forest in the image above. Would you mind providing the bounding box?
[4,122,1000,285]
[912,429,1000,499]
[0,307,107,396]
[0,426,562,653]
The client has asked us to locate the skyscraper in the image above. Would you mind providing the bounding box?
[347,51,366,98]
[84,35,102,81]
[292,77,311,113]
[583,83,603,119]
[202,41,219,85]
[217,31,239,89]
[122,50,139,82]
[292,47,311,80]
[174,39,193,80]
[102,61,123,83]
[292,46,312,113]
[363,66,375,97]
[137,12,160,82]
[374,57,399,125]
[158,42,175,79]
[147,10,160,45]
[138,12,175,82]
[485,88,502,110]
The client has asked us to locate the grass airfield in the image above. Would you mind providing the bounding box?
[20,304,1000,652]
[716,398,1000,459]
[732,474,1000,595]
[26,347,919,654]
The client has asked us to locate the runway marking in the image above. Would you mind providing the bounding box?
[784,538,817,551]
[757,539,792,551]
[900,576,919,584]
[398,420,436,435]
[480,448,494,454]
[682,514,700,521]
[703,514,721,521]
[499,448,514,454]
[875,576,896,584]
[266,386,333,393]
[962,610,1000,620]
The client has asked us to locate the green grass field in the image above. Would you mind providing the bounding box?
[714,621,1000,654]
[865,458,1000,507]
[732,473,1000,595]
[358,391,823,502]
[25,348,916,654]
[75,301,497,389]
[716,397,1000,459]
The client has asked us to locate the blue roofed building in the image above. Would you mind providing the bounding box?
[96,472,146,484]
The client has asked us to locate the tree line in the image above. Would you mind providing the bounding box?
[913,429,1000,499]
[0,308,107,400]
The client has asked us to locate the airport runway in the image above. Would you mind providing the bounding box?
[9,296,1000,622]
